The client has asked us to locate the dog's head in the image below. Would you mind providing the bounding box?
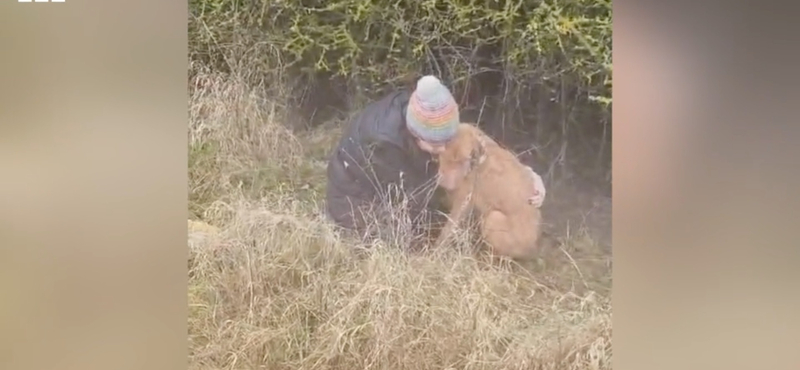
[436,124,487,191]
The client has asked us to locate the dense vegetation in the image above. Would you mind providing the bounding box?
[189,0,611,137]
[188,2,613,368]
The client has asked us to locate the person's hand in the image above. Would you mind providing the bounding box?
[526,167,546,208]
[416,138,446,154]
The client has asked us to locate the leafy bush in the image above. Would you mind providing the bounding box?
[189,0,611,129]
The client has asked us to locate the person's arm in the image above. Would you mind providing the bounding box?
[341,90,412,193]
[367,141,438,224]
[367,141,421,194]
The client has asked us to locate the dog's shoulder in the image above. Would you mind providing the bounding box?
[454,123,482,144]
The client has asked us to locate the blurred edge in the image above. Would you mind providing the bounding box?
[615,1,800,370]
[0,1,188,370]
[1,0,800,370]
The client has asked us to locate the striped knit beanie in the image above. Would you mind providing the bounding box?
[405,75,460,144]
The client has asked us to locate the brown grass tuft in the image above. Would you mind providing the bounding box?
[188,67,611,370]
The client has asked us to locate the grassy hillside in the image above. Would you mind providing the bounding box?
[187,68,611,369]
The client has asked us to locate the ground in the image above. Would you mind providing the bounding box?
[188,72,612,369]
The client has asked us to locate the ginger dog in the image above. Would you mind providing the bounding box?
[434,123,546,260]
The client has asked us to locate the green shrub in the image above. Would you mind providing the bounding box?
[189,0,611,127]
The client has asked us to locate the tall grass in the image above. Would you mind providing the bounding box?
[188,63,611,369]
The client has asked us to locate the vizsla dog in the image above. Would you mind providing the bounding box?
[434,123,546,260]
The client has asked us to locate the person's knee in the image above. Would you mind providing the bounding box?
[325,195,362,230]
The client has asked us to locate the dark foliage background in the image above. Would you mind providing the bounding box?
[189,0,612,183]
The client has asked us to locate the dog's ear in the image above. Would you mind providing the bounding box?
[469,135,487,167]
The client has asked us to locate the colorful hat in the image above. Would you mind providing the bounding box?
[405,75,460,144]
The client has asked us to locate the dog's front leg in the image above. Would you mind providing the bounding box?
[434,189,472,248]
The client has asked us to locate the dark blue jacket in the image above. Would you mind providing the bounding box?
[325,90,441,231]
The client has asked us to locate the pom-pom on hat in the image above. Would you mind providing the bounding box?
[405,75,460,144]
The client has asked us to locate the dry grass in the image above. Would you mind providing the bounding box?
[188,67,612,370]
